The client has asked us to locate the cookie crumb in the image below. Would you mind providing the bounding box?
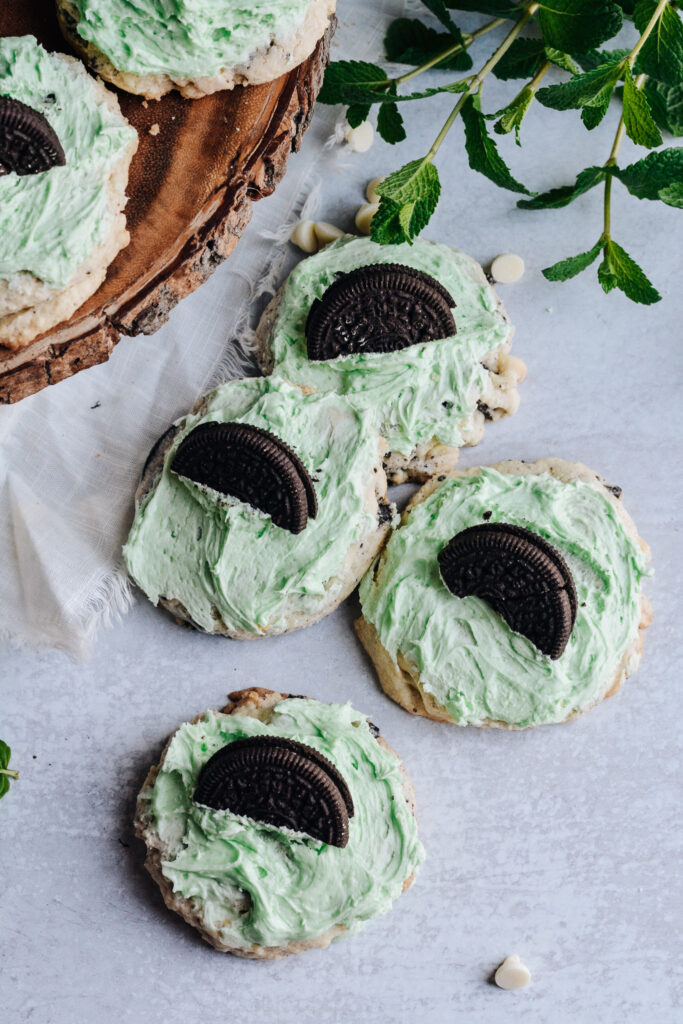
[149,123,160,136]
[490,253,525,284]
[494,955,531,990]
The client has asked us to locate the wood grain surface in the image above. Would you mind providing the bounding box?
[0,2,334,403]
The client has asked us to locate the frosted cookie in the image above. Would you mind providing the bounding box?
[0,36,137,351]
[357,459,652,728]
[123,377,395,638]
[57,0,337,100]
[135,687,424,958]
[255,235,525,484]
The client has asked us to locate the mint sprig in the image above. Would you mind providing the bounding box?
[320,0,682,303]
[0,740,18,799]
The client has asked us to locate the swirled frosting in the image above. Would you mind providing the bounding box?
[0,36,136,290]
[359,468,649,727]
[123,377,386,635]
[68,0,313,79]
[140,697,424,949]
[266,236,512,457]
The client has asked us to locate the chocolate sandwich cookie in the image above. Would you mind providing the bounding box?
[134,688,424,958]
[0,97,66,176]
[123,377,396,639]
[357,458,652,729]
[255,235,526,484]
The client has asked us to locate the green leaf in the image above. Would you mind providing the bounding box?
[580,86,614,127]
[574,47,630,71]
[597,238,661,303]
[494,86,535,144]
[370,198,405,244]
[461,93,534,194]
[372,159,442,243]
[445,1,521,16]
[384,18,473,70]
[346,104,370,128]
[643,79,683,136]
[493,38,546,80]
[633,0,683,86]
[536,0,623,54]
[421,0,463,34]
[536,59,623,111]
[658,181,683,207]
[377,99,407,144]
[0,739,18,799]
[519,165,607,208]
[545,46,579,73]
[377,157,441,206]
[542,239,604,280]
[622,64,663,147]
[319,60,389,105]
[612,147,683,202]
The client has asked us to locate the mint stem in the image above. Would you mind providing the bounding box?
[393,17,505,87]
[0,767,19,780]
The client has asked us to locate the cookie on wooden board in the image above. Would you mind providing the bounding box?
[135,687,424,958]
[356,458,652,729]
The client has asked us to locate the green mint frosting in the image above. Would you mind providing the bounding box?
[141,698,424,949]
[124,377,383,635]
[266,236,511,457]
[360,469,649,728]
[69,0,312,79]
[0,36,136,291]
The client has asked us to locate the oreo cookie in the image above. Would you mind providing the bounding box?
[305,263,456,362]
[193,735,354,847]
[438,523,577,659]
[171,422,317,535]
[0,97,66,177]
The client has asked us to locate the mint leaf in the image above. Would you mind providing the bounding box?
[536,59,623,110]
[495,86,535,144]
[0,739,18,799]
[633,0,683,87]
[545,47,579,73]
[543,239,604,280]
[536,0,623,54]
[622,65,663,147]
[613,148,683,202]
[319,61,389,105]
[373,158,442,243]
[421,0,463,34]
[384,18,473,70]
[519,165,607,208]
[445,1,521,16]
[574,47,630,71]
[493,38,545,80]
[580,85,614,128]
[597,239,661,303]
[347,104,371,128]
[461,93,533,194]
[377,96,407,144]
[658,181,683,207]
[643,79,683,136]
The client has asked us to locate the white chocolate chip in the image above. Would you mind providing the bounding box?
[355,203,379,235]
[366,176,384,203]
[346,120,374,153]
[494,955,531,990]
[490,252,525,284]
[314,222,345,248]
[290,220,318,253]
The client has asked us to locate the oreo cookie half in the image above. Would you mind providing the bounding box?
[193,735,354,847]
[438,523,577,659]
[171,422,317,535]
[305,263,456,361]
[0,97,66,177]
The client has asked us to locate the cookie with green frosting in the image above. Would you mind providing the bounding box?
[57,0,337,100]
[134,687,424,958]
[255,235,526,484]
[357,458,652,729]
[123,376,395,638]
[0,36,138,351]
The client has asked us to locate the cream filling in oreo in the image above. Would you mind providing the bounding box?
[67,0,313,80]
[359,469,649,727]
[266,235,512,457]
[123,378,384,635]
[0,36,136,292]
[140,698,424,949]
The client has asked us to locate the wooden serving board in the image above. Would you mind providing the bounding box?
[0,2,334,403]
